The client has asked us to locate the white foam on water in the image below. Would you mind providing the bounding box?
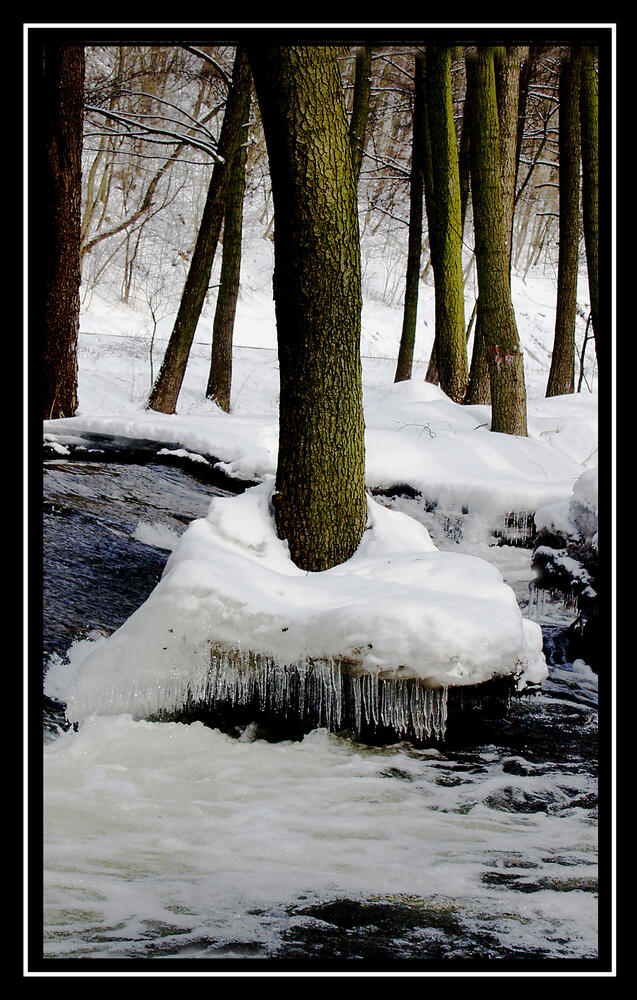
[43,715,598,959]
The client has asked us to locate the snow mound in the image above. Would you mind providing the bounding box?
[534,466,599,551]
[45,480,547,726]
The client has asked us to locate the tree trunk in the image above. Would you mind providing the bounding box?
[468,47,528,436]
[395,56,425,383]
[463,55,491,406]
[425,46,468,402]
[464,310,491,405]
[147,47,252,414]
[547,49,581,397]
[248,45,367,572]
[206,91,250,412]
[349,46,373,188]
[514,46,541,203]
[458,57,473,241]
[495,46,523,279]
[41,45,85,420]
[466,47,525,410]
[579,46,599,362]
[422,57,439,387]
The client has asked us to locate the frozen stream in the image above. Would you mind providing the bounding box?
[39,459,603,967]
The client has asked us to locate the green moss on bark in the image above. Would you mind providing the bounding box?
[249,46,367,572]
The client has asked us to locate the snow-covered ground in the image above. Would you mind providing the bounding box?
[42,229,599,722]
[46,232,598,515]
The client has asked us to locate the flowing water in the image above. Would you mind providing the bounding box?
[37,457,607,969]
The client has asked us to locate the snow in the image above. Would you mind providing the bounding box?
[535,466,599,551]
[45,478,547,724]
[42,229,600,725]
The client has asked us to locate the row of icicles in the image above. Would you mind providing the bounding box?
[196,650,450,742]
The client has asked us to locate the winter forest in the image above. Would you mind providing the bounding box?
[32,26,613,973]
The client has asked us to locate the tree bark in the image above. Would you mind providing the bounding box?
[395,56,425,383]
[206,91,250,412]
[468,47,528,436]
[458,58,473,241]
[349,45,373,188]
[147,47,251,414]
[41,45,85,420]
[466,47,524,409]
[463,55,490,406]
[495,46,523,279]
[579,46,599,362]
[422,57,440,387]
[425,46,468,402]
[514,46,541,205]
[248,45,367,572]
[547,49,581,397]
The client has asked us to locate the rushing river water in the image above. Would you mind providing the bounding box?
[37,458,609,970]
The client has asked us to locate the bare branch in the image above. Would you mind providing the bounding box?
[181,45,231,87]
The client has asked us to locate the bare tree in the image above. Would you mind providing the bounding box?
[147,47,252,414]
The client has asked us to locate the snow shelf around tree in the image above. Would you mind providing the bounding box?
[46,479,547,740]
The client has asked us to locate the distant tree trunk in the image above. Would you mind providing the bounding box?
[425,46,468,402]
[422,58,440,387]
[514,46,541,203]
[206,92,250,412]
[41,45,85,419]
[495,46,523,278]
[248,45,367,572]
[468,47,527,435]
[463,55,490,406]
[547,49,581,398]
[395,55,425,384]
[147,47,251,414]
[349,45,373,187]
[579,46,599,362]
[458,58,474,240]
[464,312,490,404]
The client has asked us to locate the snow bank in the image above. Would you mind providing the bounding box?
[45,480,547,726]
[364,379,588,517]
[43,379,593,527]
[534,467,599,551]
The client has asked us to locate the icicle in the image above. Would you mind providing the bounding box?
[351,674,363,732]
[201,647,455,742]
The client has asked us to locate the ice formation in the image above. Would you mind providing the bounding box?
[45,479,547,738]
[193,651,450,741]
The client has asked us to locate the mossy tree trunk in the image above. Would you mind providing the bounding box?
[147,47,252,414]
[41,45,85,420]
[425,46,468,402]
[466,47,525,414]
[395,55,425,384]
[547,48,581,397]
[206,90,250,412]
[248,45,367,572]
[579,46,599,362]
[468,47,528,436]
[495,46,523,279]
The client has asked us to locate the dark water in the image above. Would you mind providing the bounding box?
[41,460,227,736]
[38,459,609,969]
